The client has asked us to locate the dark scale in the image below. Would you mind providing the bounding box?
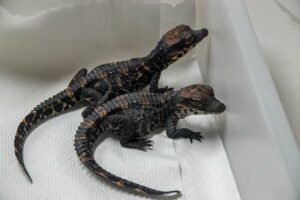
[53,103,64,113]
[14,25,209,184]
[74,84,226,196]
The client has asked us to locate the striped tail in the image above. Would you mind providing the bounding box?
[15,89,80,182]
[74,118,181,196]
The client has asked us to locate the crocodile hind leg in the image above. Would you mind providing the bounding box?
[105,112,154,151]
[81,88,112,118]
[81,88,102,117]
[166,115,203,143]
[149,72,173,93]
[81,88,102,103]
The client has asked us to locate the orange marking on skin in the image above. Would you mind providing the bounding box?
[101,110,107,116]
[95,107,108,117]
[80,121,88,127]
[143,64,150,72]
[80,122,88,128]
[134,188,146,194]
[80,120,95,128]
[83,119,95,127]
[180,84,213,99]
[79,155,90,162]
[116,95,128,109]
[78,78,87,86]
[97,172,108,179]
[81,157,92,163]
[163,29,181,46]
[116,181,124,187]
[115,96,121,101]
[74,136,86,141]
[121,67,128,76]
[97,72,107,80]
[65,88,74,96]
[121,104,128,109]
[115,96,125,108]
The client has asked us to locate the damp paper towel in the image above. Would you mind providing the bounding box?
[0,0,240,199]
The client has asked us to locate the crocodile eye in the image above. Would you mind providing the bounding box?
[190,100,203,107]
[185,36,194,44]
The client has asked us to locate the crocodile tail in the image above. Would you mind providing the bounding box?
[74,117,181,196]
[14,88,81,182]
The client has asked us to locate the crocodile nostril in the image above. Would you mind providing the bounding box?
[219,103,226,112]
[194,28,209,41]
[201,28,209,37]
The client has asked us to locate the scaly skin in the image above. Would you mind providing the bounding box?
[74,84,226,196]
[14,25,209,182]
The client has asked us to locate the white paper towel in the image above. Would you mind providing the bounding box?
[0,1,240,199]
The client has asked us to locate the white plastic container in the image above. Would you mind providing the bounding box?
[195,0,300,199]
[0,0,299,199]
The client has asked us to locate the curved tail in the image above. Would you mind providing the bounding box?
[74,118,181,196]
[15,89,80,182]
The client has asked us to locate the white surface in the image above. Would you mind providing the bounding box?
[244,0,300,149]
[0,1,240,200]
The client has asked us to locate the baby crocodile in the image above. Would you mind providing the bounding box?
[75,84,226,196]
[14,25,209,182]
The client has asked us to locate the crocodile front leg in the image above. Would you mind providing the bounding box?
[166,114,203,143]
[149,72,173,93]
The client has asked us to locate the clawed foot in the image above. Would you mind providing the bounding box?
[131,138,154,151]
[179,128,204,143]
[122,138,154,151]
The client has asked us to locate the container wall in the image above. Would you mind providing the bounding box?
[196,0,300,199]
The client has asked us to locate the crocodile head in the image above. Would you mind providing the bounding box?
[174,84,226,118]
[147,25,208,69]
[153,25,208,68]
